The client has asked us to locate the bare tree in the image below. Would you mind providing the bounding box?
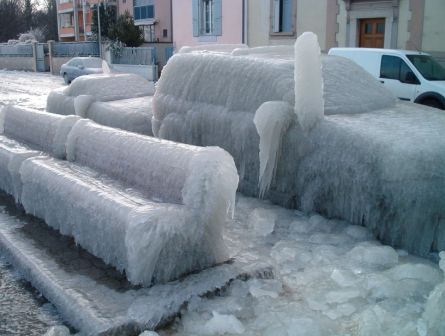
[0,0,25,42]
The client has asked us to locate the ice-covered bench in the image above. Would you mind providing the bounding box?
[19,120,239,286]
[46,73,154,116]
[0,106,79,201]
[46,73,154,135]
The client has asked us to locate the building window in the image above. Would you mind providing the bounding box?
[134,0,154,21]
[201,0,213,35]
[163,29,168,38]
[60,13,73,28]
[142,25,155,42]
[192,0,222,37]
[271,0,293,33]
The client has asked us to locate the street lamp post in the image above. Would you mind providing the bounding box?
[97,2,102,58]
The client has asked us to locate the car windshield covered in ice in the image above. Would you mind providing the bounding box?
[60,57,103,84]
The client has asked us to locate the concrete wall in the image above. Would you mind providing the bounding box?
[172,0,243,50]
[247,0,335,51]
[0,56,35,71]
[421,0,445,53]
[118,0,133,15]
[397,0,410,49]
[112,63,158,81]
[51,57,72,75]
[296,0,328,50]
[154,0,172,42]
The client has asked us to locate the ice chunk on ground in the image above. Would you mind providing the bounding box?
[421,251,445,335]
[330,269,357,287]
[185,311,245,335]
[248,279,283,299]
[294,32,324,131]
[247,208,277,237]
[139,331,160,336]
[346,244,399,269]
[325,288,362,304]
[44,326,70,336]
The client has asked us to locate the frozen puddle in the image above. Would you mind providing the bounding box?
[0,192,271,335]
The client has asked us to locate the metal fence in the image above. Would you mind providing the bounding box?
[52,41,99,57]
[0,43,33,57]
[111,47,156,65]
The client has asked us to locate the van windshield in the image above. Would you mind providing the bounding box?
[407,55,445,81]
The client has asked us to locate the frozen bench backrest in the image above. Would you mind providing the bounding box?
[0,106,79,158]
[66,120,238,206]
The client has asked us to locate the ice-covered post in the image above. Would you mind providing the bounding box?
[294,32,324,131]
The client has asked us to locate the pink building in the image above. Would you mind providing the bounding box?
[172,0,244,51]
[118,0,172,43]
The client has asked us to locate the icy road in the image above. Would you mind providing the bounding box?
[0,70,443,336]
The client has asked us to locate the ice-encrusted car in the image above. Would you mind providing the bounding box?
[60,57,103,84]
[152,35,445,256]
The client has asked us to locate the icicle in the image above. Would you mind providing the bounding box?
[254,101,293,198]
[294,32,324,131]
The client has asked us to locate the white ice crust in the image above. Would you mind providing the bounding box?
[17,120,238,285]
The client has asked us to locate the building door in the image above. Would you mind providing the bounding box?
[359,18,385,48]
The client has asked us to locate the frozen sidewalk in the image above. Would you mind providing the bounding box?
[0,192,272,335]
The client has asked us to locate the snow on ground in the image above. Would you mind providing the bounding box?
[0,70,443,336]
[0,70,64,110]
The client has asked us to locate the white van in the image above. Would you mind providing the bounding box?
[328,48,445,109]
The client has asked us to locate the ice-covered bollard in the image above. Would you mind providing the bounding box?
[294,32,324,131]
[20,120,239,286]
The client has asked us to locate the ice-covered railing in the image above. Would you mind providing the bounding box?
[46,73,155,116]
[153,34,445,255]
[20,120,239,285]
[0,106,79,201]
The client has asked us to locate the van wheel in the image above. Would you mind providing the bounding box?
[421,98,444,110]
[63,73,70,85]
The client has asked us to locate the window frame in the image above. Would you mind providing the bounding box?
[270,0,295,36]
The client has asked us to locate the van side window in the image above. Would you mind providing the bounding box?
[380,55,419,84]
[380,55,401,80]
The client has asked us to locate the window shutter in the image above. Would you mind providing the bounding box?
[282,0,293,32]
[192,0,199,37]
[272,0,280,33]
[213,0,222,36]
